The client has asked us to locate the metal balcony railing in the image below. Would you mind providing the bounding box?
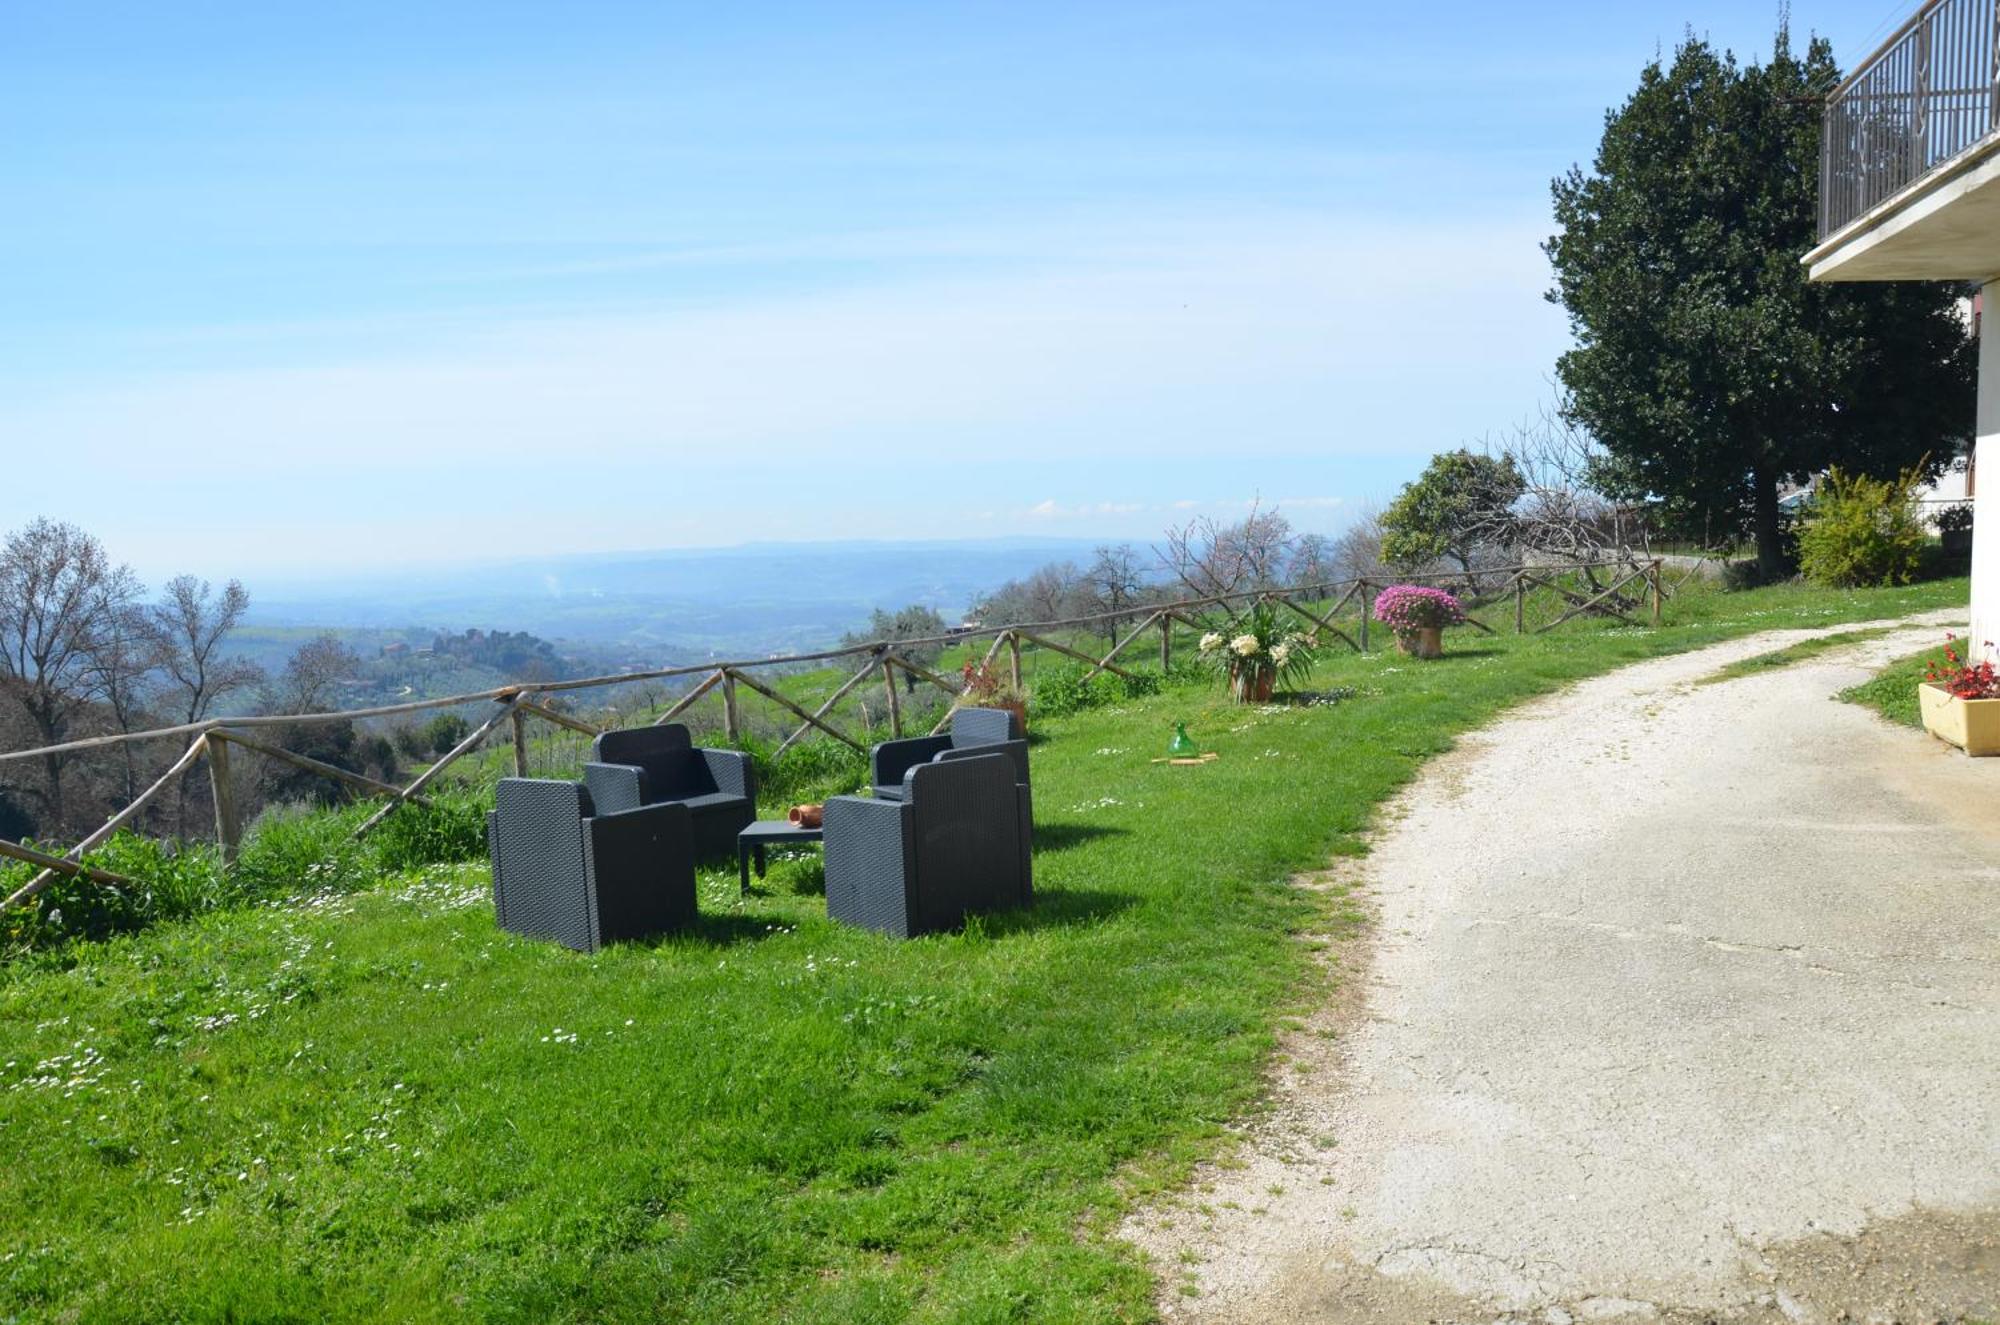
[1820,0,2000,239]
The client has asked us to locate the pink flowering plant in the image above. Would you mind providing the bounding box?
[1372,584,1466,638]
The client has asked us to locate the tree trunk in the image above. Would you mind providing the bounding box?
[1751,465,1784,582]
[39,750,63,835]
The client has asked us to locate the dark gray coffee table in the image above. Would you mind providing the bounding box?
[737,820,823,896]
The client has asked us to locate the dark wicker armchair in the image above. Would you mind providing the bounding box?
[823,753,1033,938]
[870,706,1028,801]
[583,724,756,862]
[487,778,697,953]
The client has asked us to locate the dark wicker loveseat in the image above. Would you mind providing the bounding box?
[822,753,1032,938]
[869,706,1028,802]
[583,724,756,862]
[487,777,697,952]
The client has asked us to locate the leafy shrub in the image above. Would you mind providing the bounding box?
[0,789,33,842]
[1722,558,1770,591]
[235,801,375,897]
[1936,502,1975,535]
[1796,468,1927,588]
[0,835,228,953]
[367,788,489,872]
[418,712,472,754]
[355,733,400,782]
[1032,663,1160,718]
[0,783,497,956]
[757,737,868,807]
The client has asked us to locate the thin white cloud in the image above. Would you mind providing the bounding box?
[1026,499,1145,520]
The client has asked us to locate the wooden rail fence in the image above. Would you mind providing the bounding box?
[0,559,1662,912]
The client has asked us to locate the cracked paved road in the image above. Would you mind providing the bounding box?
[1125,616,2000,1323]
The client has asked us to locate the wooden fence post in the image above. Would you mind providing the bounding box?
[510,705,529,777]
[1358,581,1372,653]
[721,670,742,741]
[206,732,241,864]
[1652,559,1664,626]
[1159,615,1172,672]
[1515,574,1527,634]
[882,656,903,738]
[1008,632,1023,692]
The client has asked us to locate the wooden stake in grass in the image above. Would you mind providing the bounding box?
[722,671,742,741]
[882,657,903,738]
[207,732,242,864]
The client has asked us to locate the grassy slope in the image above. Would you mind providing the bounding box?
[0,577,1968,1324]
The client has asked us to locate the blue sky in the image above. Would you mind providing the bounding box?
[1,1,1915,580]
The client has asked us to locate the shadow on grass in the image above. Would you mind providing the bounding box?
[1032,821,1129,852]
[627,912,782,950]
[985,884,1139,937]
[1274,687,1360,706]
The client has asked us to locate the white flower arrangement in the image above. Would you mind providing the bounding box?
[1195,602,1323,702]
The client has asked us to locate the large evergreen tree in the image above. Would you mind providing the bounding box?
[1546,30,1975,577]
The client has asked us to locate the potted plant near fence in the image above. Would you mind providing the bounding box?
[1373,585,1466,660]
[1197,601,1320,702]
[960,658,1028,731]
[1919,633,1999,756]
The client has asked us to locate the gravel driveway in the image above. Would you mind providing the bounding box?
[1126,615,2000,1323]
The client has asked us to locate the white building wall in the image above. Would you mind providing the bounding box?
[1974,280,2000,663]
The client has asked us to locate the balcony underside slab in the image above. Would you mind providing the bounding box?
[1808,138,2000,283]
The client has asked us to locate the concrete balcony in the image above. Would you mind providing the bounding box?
[1806,0,2000,283]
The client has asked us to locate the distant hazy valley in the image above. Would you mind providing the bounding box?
[235,538,1112,686]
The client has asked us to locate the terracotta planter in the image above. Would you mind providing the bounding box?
[1918,683,2000,756]
[788,803,824,828]
[1397,626,1443,660]
[1230,662,1275,703]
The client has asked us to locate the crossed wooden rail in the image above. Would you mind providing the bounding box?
[0,559,1662,912]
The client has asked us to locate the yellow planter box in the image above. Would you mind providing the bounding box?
[1918,683,2000,756]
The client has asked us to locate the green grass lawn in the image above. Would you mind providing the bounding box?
[0,576,1969,1323]
[1698,626,1899,684]
[1840,642,1947,731]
